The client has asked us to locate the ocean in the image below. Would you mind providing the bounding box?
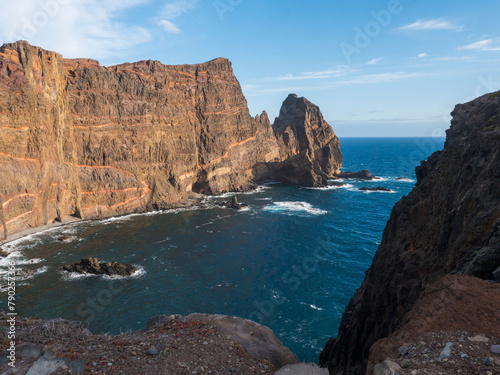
[0,137,445,363]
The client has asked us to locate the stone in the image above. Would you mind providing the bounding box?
[400,359,411,368]
[220,195,248,210]
[398,345,409,357]
[147,348,158,356]
[468,334,489,343]
[275,363,329,375]
[16,343,43,359]
[334,170,376,180]
[63,258,137,276]
[26,351,84,375]
[485,357,494,366]
[359,187,391,192]
[491,345,500,354]
[373,359,402,375]
[439,342,453,360]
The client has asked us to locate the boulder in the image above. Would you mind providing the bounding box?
[335,170,376,180]
[63,258,137,276]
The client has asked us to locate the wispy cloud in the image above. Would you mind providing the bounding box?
[417,52,429,58]
[249,71,425,94]
[1,0,150,59]
[157,0,198,34]
[458,39,500,52]
[397,19,463,32]
[336,72,425,85]
[270,67,352,81]
[367,58,384,65]
[158,20,181,34]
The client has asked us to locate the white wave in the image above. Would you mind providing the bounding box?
[262,201,327,216]
[255,197,272,201]
[394,177,415,183]
[360,189,397,194]
[306,184,355,191]
[310,304,324,311]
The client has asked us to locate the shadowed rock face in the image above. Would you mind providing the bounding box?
[0,41,342,239]
[319,91,500,374]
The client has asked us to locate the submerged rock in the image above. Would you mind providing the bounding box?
[63,258,137,276]
[219,195,248,210]
[359,187,391,192]
[335,170,376,180]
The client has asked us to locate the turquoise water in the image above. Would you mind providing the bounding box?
[0,137,444,362]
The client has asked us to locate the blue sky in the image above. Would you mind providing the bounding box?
[2,0,500,137]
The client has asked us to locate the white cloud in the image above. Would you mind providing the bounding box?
[336,72,425,85]
[458,39,500,52]
[0,0,150,60]
[156,0,198,34]
[417,53,429,58]
[250,71,425,94]
[160,0,198,19]
[397,19,463,32]
[271,67,352,81]
[367,57,384,65]
[158,20,181,34]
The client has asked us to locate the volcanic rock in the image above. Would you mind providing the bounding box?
[63,257,137,276]
[0,41,342,239]
[335,170,376,180]
[320,91,500,374]
[220,195,247,210]
[261,94,342,187]
[359,187,391,192]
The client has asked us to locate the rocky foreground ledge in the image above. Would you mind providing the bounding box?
[0,312,298,374]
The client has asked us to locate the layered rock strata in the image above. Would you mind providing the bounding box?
[319,91,500,374]
[0,41,342,239]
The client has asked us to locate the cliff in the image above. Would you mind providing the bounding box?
[319,91,500,374]
[0,41,341,240]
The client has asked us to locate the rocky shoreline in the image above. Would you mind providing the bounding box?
[0,312,299,374]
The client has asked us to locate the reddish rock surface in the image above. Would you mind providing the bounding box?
[320,91,500,374]
[0,41,342,239]
[368,275,500,374]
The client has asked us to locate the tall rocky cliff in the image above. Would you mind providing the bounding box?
[0,41,341,240]
[319,92,500,374]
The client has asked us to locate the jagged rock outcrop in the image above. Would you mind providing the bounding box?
[320,91,500,374]
[0,41,342,239]
[63,257,137,276]
[260,94,342,186]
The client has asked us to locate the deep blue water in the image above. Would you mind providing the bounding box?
[0,137,444,362]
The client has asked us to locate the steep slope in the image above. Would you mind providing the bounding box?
[0,41,342,240]
[319,91,500,374]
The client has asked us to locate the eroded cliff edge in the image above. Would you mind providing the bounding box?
[319,92,500,374]
[0,41,341,239]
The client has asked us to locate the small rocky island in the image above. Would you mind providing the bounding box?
[63,258,137,276]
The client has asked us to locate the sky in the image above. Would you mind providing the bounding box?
[1,0,500,137]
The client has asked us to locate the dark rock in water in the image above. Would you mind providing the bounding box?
[58,236,76,243]
[63,258,137,276]
[359,187,391,192]
[335,170,376,180]
[329,182,347,187]
[220,195,248,210]
[320,91,500,374]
